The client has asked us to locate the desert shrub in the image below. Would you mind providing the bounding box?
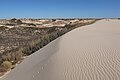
[5,23,15,26]
[2,54,11,61]
[16,20,22,24]
[1,61,12,71]
[26,23,36,26]
[15,48,24,62]
[0,26,8,30]
[48,26,56,33]
[0,66,7,72]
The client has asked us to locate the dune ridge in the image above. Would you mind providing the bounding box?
[1,19,120,80]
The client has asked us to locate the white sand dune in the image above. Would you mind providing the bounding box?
[1,19,120,80]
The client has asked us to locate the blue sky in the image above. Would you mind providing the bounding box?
[0,0,120,19]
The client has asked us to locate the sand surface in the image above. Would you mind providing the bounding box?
[1,19,120,80]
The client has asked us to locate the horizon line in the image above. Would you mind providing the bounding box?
[0,17,119,20]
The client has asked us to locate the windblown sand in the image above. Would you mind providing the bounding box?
[1,19,120,80]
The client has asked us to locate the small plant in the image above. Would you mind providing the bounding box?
[1,61,12,71]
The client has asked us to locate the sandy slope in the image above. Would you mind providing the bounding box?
[1,19,120,80]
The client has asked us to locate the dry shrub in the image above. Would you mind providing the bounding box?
[1,61,12,71]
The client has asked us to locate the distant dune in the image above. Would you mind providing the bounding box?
[1,19,120,80]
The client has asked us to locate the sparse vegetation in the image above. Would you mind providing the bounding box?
[1,61,12,71]
[0,18,98,76]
